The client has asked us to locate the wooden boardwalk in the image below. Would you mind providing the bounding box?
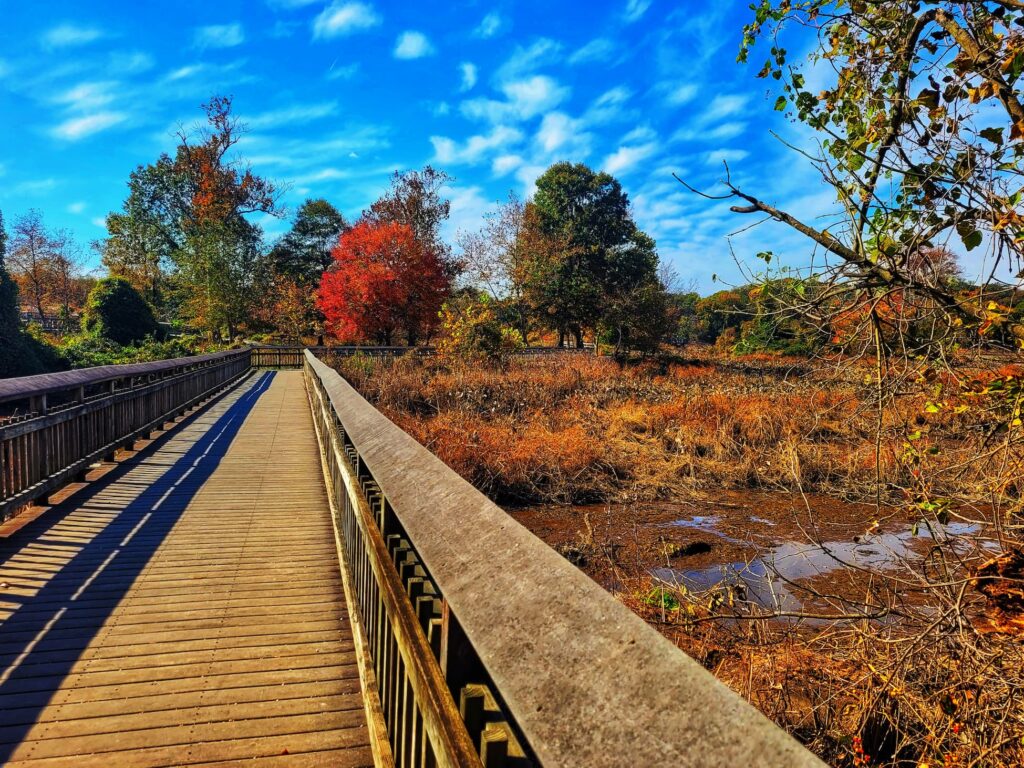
[0,371,373,767]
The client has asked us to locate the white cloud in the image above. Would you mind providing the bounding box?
[68,202,86,214]
[433,102,451,116]
[569,38,615,65]
[672,121,747,143]
[665,83,698,106]
[473,12,504,39]
[495,38,562,82]
[327,62,360,80]
[430,125,524,165]
[459,62,477,92]
[462,75,569,123]
[394,31,434,60]
[15,179,58,195]
[492,154,523,176]
[194,23,245,49]
[535,112,592,157]
[623,0,652,23]
[603,141,659,176]
[441,185,496,243]
[245,102,338,129]
[584,86,634,124]
[91,217,107,228]
[313,2,381,39]
[705,149,750,166]
[108,51,154,74]
[702,94,750,122]
[42,24,103,49]
[166,64,203,81]
[51,112,127,141]
[53,81,118,110]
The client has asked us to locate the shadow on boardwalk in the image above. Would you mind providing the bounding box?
[0,371,274,760]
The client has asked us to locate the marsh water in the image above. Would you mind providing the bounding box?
[510,491,999,616]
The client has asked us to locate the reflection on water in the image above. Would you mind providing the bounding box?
[652,521,993,614]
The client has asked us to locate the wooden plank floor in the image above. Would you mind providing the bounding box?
[0,371,373,767]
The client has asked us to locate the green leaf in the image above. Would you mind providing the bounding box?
[774,95,787,111]
[980,126,1005,146]
[962,229,983,251]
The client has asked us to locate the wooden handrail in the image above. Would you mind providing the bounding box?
[0,349,252,521]
[303,349,824,768]
[252,345,596,369]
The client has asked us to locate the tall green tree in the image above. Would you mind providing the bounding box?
[270,198,348,286]
[100,97,280,338]
[525,162,667,349]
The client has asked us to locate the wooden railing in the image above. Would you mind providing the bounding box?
[0,349,252,521]
[303,349,825,768]
[253,345,595,369]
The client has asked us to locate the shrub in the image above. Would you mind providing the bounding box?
[81,277,161,346]
[437,296,524,367]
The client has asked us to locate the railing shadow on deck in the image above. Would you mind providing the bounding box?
[0,371,274,761]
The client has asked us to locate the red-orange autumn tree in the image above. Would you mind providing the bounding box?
[318,221,449,345]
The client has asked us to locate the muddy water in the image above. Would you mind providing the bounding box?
[508,491,1000,616]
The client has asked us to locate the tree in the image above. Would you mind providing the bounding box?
[524,162,667,349]
[81,277,161,346]
[459,193,532,341]
[318,221,450,345]
[6,210,84,324]
[363,166,461,279]
[270,199,348,286]
[717,1,1024,348]
[100,96,280,337]
[0,210,59,376]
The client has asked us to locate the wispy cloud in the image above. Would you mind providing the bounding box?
[53,81,119,110]
[15,179,58,195]
[430,126,524,165]
[664,83,698,106]
[68,201,86,214]
[459,62,477,92]
[568,38,615,66]
[108,51,154,74]
[42,23,104,49]
[491,154,523,176]
[194,23,245,49]
[473,12,505,39]
[461,75,569,123]
[535,112,592,157]
[326,62,360,80]
[701,94,750,122]
[52,112,127,141]
[705,148,750,166]
[623,0,652,23]
[394,31,435,60]
[244,101,338,130]
[495,38,562,83]
[313,2,381,39]
[602,129,659,176]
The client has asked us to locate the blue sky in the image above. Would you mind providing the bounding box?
[0,0,846,291]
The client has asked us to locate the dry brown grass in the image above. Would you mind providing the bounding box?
[333,350,911,505]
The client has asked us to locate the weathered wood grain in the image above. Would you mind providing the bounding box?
[0,371,373,767]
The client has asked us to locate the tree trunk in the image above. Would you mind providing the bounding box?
[557,330,565,348]
[572,327,584,349]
